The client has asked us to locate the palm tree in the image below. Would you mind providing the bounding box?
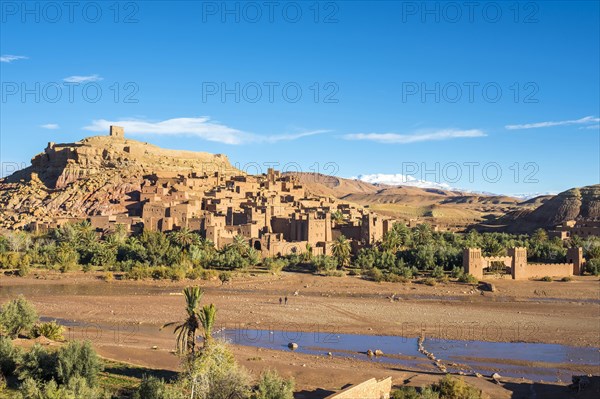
[199,303,217,344]
[232,235,249,255]
[162,286,204,355]
[332,235,351,269]
[382,230,401,253]
[173,228,198,250]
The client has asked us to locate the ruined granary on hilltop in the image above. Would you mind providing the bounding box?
[463,247,586,280]
[30,126,398,258]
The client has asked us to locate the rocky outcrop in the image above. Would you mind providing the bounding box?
[500,185,600,232]
[0,135,236,229]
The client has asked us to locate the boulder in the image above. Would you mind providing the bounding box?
[288,342,298,351]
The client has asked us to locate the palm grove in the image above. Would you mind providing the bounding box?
[1,221,599,280]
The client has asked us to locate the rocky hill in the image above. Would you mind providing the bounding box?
[497,185,600,232]
[0,135,235,229]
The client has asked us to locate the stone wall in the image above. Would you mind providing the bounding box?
[513,262,574,279]
[325,377,392,399]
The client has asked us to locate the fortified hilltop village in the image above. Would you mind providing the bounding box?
[0,127,596,281]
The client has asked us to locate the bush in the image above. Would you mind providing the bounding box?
[175,339,251,399]
[584,258,600,276]
[127,265,151,280]
[422,278,437,286]
[18,344,56,382]
[0,336,22,376]
[364,267,384,282]
[0,295,38,338]
[391,386,421,399]
[540,276,553,282]
[19,375,110,399]
[265,258,286,274]
[201,269,219,281]
[17,255,31,277]
[55,340,102,385]
[253,369,294,399]
[134,375,170,399]
[102,272,114,282]
[32,320,65,341]
[450,266,465,279]
[186,268,202,280]
[431,266,445,279]
[561,276,573,282]
[434,375,484,399]
[219,271,232,285]
[458,274,478,284]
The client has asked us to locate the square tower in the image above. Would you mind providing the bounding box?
[109,125,125,138]
[463,248,483,280]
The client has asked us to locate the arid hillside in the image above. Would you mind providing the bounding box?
[289,172,546,230]
[497,185,600,232]
[0,135,235,229]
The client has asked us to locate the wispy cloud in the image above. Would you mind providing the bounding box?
[40,124,60,130]
[0,55,28,63]
[63,74,103,84]
[579,124,600,130]
[505,116,600,130]
[83,117,328,145]
[343,129,486,144]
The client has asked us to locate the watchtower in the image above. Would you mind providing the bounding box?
[509,247,528,279]
[463,248,483,280]
[109,125,125,138]
[567,247,584,275]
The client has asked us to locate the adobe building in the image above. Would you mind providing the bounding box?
[109,125,125,138]
[463,247,585,280]
[549,219,600,240]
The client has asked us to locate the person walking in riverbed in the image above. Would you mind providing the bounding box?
[279,297,283,305]
[284,296,288,305]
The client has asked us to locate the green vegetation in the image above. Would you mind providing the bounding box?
[1,221,599,284]
[0,296,38,338]
[391,375,486,399]
[31,321,65,341]
[253,369,295,399]
[162,286,205,355]
[541,276,553,282]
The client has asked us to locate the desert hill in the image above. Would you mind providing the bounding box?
[289,172,533,229]
[0,135,235,229]
[496,185,600,232]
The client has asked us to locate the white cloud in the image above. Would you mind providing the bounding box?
[505,116,600,130]
[63,74,103,84]
[0,55,28,63]
[40,124,60,130]
[343,129,485,144]
[83,117,328,145]
[579,124,600,130]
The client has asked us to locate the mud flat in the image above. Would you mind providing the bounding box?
[1,271,599,398]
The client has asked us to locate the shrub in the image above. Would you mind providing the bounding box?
[253,369,294,399]
[133,375,170,399]
[32,320,65,341]
[0,336,22,376]
[434,375,484,399]
[18,344,56,382]
[186,268,202,280]
[201,269,219,281]
[219,271,232,285]
[431,266,445,279]
[175,339,251,399]
[55,340,102,385]
[364,267,384,282]
[541,276,553,282]
[127,265,151,280]
[450,266,465,279]
[0,295,38,338]
[17,255,31,277]
[422,278,437,286]
[265,258,286,274]
[458,274,478,284]
[584,258,600,276]
[561,276,573,282]
[19,376,110,399]
[102,272,114,282]
[391,386,421,399]
[324,269,345,277]
[169,266,186,281]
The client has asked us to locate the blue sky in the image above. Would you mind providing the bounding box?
[1,0,599,196]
